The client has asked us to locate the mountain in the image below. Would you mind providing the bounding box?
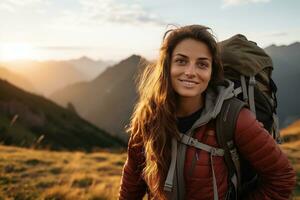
[2,60,88,96]
[67,56,115,80]
[0,79,124,151]
[0,66,36,93]
[264,42,300,127]
[50,55,147,141]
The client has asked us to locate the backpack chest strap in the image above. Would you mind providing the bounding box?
[179,133,224,156]
[164,133,225,200]
[179,133,224,200]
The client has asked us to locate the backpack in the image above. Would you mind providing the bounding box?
[216,34,281,199]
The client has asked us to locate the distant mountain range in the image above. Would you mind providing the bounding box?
[0,57,113,96]
[265,42,300,127]
[67,56,115,80]
[0,79,124,150]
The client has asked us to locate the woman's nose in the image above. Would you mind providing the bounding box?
[184,63,196,77]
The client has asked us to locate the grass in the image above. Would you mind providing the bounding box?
[281,140,300,200]
[0,145,126,200]
[0,140,299,200]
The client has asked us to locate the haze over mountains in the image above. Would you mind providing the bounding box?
[265,42,300,127]
[0,66,36,93]
[0,58,113,96]
[68,56,115,80]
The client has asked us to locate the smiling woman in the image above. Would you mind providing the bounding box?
[118,24,296,200]
[0,43,37,61]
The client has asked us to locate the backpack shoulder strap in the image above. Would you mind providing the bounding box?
[216,97,246,199]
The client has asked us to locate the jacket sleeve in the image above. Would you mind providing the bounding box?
[118,135,147,200]
[234,108,296,200]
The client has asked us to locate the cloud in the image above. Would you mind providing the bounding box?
[262,31,288,37]
[222,0,271,7]
[45,0,168,33]
[78,0,166,26]
[0,0,43,12]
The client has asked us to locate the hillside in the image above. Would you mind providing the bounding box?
[281,119,300,143]
[280,119,300,197]
[0,138,298,199]
[0,145,128,200]
[0,79,124,151]
[264,42,300,127]
[50,55,147,141]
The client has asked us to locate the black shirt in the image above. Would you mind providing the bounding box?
[177,107,203,134]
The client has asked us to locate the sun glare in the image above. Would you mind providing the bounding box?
[0,43,37,61]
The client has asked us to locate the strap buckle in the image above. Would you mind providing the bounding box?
[249,76,256,85]
[164,183,173,192]
[211,148,217,156]
[189,137,197,148]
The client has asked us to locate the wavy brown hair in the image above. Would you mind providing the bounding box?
[127,25,223,199]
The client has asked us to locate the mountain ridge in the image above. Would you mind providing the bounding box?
[264,42,300,127]
[50,54,147,141]
[0,79,125,150]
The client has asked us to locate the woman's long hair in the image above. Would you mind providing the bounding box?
[127,25,223,199]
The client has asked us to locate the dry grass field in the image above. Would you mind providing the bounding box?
[0,136,299,200]
[0,145,128,200]
[281,121,300,200]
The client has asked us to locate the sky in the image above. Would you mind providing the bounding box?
[0,0,299,61]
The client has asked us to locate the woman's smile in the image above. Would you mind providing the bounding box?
[178,79,200,88]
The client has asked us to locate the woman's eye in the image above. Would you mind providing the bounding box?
[175,59,187,65]
[197,62,208,68]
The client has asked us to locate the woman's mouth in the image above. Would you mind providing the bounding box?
[178,79,199,87]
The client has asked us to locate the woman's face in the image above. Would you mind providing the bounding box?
[170,38,212,101]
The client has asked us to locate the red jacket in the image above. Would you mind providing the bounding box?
[119,108,296,199]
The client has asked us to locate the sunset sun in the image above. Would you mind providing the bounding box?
[0,43,37,61]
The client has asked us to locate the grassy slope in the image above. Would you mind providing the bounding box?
[0,143,298,200]
[281,141,300,198]
[281,119,300,198]
[0,118,299,200]
[0,79,125,150]
[0,145,128,200]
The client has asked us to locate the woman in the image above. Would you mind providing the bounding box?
[118,25,296,200]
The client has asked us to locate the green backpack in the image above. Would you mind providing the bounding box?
[216,34,281,199]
